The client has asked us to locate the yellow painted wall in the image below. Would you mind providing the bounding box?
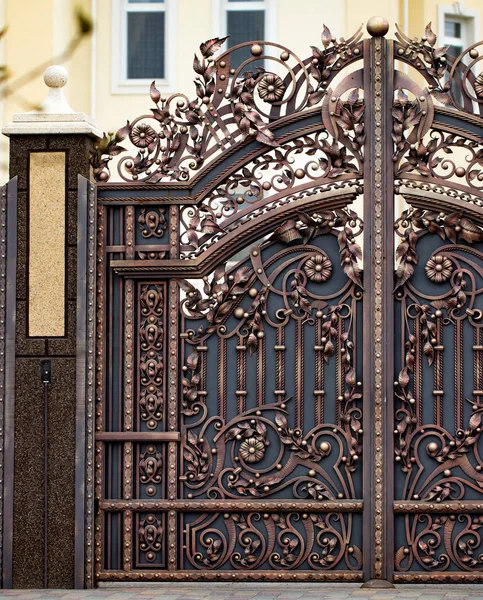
[407,0,483,41]
[1,0,483,175]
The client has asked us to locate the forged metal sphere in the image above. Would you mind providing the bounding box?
[366,16,389,37]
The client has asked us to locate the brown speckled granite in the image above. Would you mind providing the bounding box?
[15,301,46,355]
[15,192,27,301]
[48,135,93,190]
[9,136,47,191]
[10,132,94,589]
[67,246,77,301]
[67,192,78,247]
[48,301,76,356]
[13,358,45,588]
[46,357,76,589]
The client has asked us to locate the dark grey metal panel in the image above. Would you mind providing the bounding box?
[75,176,97,588]
[2,177,18,588]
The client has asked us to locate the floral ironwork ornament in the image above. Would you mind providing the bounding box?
[425,255,453,283]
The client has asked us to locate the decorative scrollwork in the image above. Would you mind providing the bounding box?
[139,284,165,429]
[395,207,483,289]
[185,512,362,571]
[395,127,483,185]
[139,445,163,497]
[396,514,483,572]
[308,25,363,107]
[395,23,452,107]
[179,206,363,502]
[139,514,164,562]
[395,22,483,116]
[448,43,483,112]
[90,27,364,183]
[394,204,483,575]
[179,135,363,258]
[138,208,166,239]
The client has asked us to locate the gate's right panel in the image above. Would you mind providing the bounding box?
[391,28,483,579]
[393,194,483,581]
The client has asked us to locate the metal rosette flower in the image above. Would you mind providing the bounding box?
[217,41,310,121]
[448,42,483,112]
[116,89,195,183]
[239,437,266,463]
[304,253,332,283]
[425,255,453,283]
[116,116,161,182]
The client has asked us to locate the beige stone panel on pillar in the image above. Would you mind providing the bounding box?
[29,151,66,337]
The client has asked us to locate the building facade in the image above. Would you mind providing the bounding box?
[1,0,482,175]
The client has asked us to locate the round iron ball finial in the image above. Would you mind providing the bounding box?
[43,65,68,88]
[366,16,390,37]
[251,43,263,57]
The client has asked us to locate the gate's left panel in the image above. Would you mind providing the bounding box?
[95,202,174,580]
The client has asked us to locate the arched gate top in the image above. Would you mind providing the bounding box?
[91,19,483,196]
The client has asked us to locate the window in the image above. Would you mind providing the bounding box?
[438,5,480,105]
[438,4,480,63]
[443,17,467,62]
[214,0,277,69]
[112,0,176,94]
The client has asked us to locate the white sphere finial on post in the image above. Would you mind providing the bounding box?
[37,65,74,114]
[2,63,102,137]
[43,65,68,89]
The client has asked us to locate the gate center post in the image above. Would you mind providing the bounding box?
[362,18,396,586]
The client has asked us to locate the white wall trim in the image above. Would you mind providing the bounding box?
[111,0,177,96]
[437,2,481,49]
[91,0,97,117]
[212,0,278,47]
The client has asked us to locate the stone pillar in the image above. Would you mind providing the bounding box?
[2,66,101,589]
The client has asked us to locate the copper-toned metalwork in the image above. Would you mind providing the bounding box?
[88,20,483,587]
[90,26,364,184]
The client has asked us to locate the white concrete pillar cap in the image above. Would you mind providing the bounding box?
[40,65,73,114]
[2,65,102,137]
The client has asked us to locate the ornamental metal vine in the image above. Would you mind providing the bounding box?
[90,26,364,183]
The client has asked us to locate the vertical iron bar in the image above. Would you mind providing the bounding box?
[362,30,395,584]
[123,278,134,572]
[43,381,49,588]
[455,319,463,431]
[167,280,178,569]
[76,178,96,588]
[295,319,303,429]
[414,316,422,426]
[237,335,247,414]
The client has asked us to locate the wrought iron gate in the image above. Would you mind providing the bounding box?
[84,19,483,584]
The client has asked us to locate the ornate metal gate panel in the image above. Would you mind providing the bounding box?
[86,20,483,584]
[391,29,483,582]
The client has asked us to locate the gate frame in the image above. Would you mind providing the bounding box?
[82,17,483,587]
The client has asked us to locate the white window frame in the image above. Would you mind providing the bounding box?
[438,3,480,56]
[112,0,176,95]
[212,0,277,51]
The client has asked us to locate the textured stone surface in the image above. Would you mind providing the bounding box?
[48,135,93,189]
[15,300,47,355]
[9,132,94,590]
[15,192,27,300]
[12,357,76,589]
[48,300,76,356]
[28,151,66,337]
[67,191,78,246]
[47,357,76,589]
[8,136,47,190]
[4,585,483,599]
[13,358,45,588]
